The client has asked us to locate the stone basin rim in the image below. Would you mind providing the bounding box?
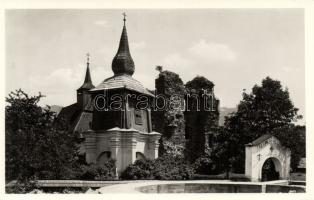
[97,180,297,193]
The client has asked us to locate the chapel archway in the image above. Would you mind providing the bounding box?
[245,135,291,182]
[261,157,281,181]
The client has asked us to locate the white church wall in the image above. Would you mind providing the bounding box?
[245,135,291,182]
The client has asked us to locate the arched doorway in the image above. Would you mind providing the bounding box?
[261,158,281,181]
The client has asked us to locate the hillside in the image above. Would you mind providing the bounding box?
[219,107,237,126]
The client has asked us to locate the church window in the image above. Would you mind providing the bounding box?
[136,152,146,160]
[134,109,142,125]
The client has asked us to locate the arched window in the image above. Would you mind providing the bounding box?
[136,152,146,160]
[134,109,143,125]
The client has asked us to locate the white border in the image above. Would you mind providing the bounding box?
[1,0,313,200]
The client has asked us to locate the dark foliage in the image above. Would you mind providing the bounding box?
[5,177,39,193]
[153,155,195,180]
[153,70,187,154]
[80,159,116,181]
[273,125,305,171]
[223,77,303,173]
[120,159,155,180]
[121,155,195,180]
[192,144,214,175]
[5,89,80,184]
[185,76,219,162]
[185,75,214,93]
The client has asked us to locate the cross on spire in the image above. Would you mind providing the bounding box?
[112,12,135,76]
[123,12,127,25]
[78,52,94,91]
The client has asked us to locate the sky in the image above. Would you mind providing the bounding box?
[5,9,305,124]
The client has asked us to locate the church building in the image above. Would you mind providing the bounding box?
[58,15,161,175]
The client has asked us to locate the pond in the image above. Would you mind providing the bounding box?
[135,183,305,193]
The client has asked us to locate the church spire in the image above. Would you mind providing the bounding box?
[112,12,135,76]
[78,53,95,91]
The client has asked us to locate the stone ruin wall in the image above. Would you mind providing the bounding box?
[152,70,220,161]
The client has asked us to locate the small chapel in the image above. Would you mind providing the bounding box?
[58,14,161,175]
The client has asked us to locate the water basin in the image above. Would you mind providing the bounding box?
[135,183,305,193]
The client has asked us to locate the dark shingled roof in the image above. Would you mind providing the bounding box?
[246,134,273,146]
[73,112,93,138]
[77,65,94,91]
[58,103,80,125]
[58,101,93,137]
[91,17,153,97]
[90,74,154,96]
[112,22,135,76]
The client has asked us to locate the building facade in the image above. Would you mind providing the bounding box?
[59,16,161,176]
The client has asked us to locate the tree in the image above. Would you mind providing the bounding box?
[210,127,234,176]
[5,89,80,184]
[273,124,305,171]
[224,77,303,173]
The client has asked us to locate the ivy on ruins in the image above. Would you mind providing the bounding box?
[152,71,220,161]
[185,76,220,162]
[153,70,187,156]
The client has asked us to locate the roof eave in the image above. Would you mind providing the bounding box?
[89,86,154,97]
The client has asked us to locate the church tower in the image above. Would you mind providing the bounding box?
[90,13,154,131]
[84,13,161,176]
[111,14,135,76]
[77,54,95,111]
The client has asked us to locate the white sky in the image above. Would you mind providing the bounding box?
[5,9,305,124]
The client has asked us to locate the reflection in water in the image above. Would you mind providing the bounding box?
[136,183,305,193]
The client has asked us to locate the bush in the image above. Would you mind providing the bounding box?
[192,144,216,175]
[153,155,195,180]
[120,159,154,180]
[6,177,39,194]
[5,89,80,182]
[80,159,116,181]
[121,155,195,180]
[193,156,213,175]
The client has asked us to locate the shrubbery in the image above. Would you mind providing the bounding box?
[121,155,195,180]
[80,159,116,181]
[6,177,39,193]
[153,155,195,180]
[5,90,82,182]
[193,156,213,175]
[192,144,214,175]
[120,159,154,180]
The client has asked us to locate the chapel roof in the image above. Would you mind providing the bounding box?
[111,13,135,76]
[77,58,95,91]
[57,98,93,136]
[90,74,154,96]
[90,14,153,96]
